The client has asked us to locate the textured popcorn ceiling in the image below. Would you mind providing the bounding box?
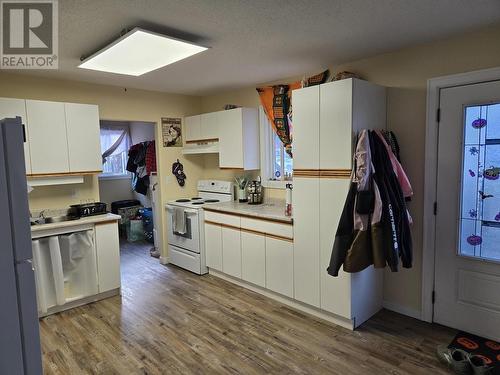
[18,0,500,95]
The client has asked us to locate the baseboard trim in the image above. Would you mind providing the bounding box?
[159,256,169,265]
[382,300,422,320]
[209,269,355,330]
[39,288,120,318]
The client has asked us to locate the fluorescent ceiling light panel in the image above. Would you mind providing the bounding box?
[78,28,208,76]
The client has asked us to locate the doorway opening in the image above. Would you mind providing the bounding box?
[97,120,161,266]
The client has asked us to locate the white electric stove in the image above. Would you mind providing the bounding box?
[166,180,234,274]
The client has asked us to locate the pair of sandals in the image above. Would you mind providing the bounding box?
[437,345,493,374]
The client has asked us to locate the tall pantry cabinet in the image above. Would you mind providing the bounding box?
[293,78,386,328]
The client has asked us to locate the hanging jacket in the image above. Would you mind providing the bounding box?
[328,130,412,277]
[371,132,412,270]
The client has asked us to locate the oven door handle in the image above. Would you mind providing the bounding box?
[166,206,198,215]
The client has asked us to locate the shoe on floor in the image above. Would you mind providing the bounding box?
[436,345,472,375]
[469,355,492,375]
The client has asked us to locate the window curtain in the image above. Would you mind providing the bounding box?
[256,70,329,157]
[100,124,131,164]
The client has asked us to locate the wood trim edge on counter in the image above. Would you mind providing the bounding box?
[293,169,351,179]
[205,220,294,242]
[27,170,102,177]
[204,220,240,231]
[203,207,293,225]
[219,167,245,171]
[94,219,120,226]
[185,138,219,144]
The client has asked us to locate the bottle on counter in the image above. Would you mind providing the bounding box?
[285,183,293,217]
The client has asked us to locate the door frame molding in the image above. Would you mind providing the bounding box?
[422,66,500,322]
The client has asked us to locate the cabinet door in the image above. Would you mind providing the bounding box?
[222,226,241,278]
[65,103,102,173]
[200,112,219,140]
[0,98,31,174]
[184,115,201,142]
[265,236,293,298]
[292,86,320,169]
[218,109,244,168]
[205,222,222,271]
[241,230,266,287]
[26,100,69,174]
[319,178,352,318]
[95,222,121,292]
[293,177,320,307]
[320,80,353,169]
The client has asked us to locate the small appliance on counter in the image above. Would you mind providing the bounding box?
[247,178,263,205]
[70,202,107,218]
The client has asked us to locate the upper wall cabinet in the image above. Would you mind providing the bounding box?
[184,115,201,142]
[0,98,31,174]
[1,98,102,176]
[200,112,219,140]
[65,103,101,173]
[218,108,259,170]
[184,108,260,170]
[26,100,70,175]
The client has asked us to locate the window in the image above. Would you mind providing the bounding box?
[100,124,131,178]
[260,106,293,187]
[459,103,500,261]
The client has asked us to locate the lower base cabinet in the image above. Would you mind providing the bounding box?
[222,227,242,278]
[241,230,266,287]
[265,237,294,298]
[205,223,223,271]
[95,222,121,293]
[205,219,294,298]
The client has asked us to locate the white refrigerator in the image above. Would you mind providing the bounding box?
[0,117,43,374]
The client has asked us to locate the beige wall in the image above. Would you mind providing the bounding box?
[0,72,203,257]
[199,24,500,315]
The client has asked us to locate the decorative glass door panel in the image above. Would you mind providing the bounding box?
[460,103,500,261]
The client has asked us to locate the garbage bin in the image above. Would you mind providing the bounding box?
[140,208,154,244]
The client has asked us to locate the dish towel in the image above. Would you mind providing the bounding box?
[173,207,187,235]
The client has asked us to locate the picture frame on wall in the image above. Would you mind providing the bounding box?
[161,117,182,147]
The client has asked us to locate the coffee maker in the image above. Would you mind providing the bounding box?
[247,179,263,204]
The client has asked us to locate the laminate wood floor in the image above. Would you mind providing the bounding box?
[40,241,456,374]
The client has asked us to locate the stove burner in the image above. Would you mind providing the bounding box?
[176,199,190,203]
[191,197,202,200]
[204,199,220,203]
[191,201,204,205]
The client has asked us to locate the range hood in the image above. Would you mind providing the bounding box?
[182,139,219,155]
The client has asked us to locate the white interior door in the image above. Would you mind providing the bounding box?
[435,80,500,340]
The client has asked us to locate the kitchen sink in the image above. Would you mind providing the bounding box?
[31,215,79,226]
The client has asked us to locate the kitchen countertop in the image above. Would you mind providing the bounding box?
[203,199,293,223]
[31,213,121,233]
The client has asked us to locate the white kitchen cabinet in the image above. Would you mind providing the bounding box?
[222,226,242,278]
[218,108,259,170]
[184,115,201,142]
[205,222,223,271]
[319,79,387,169]
[265,236,293,298]
[200,112,219,140]
[26,100,70,175]
[241,230,266,287]
[319,178,352,317]
[292,78,386,327]
[0,97,31,174]
[293,177,320,307]
[94,222,121,292]
[65,103,102,173]
[292,85,320,170]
